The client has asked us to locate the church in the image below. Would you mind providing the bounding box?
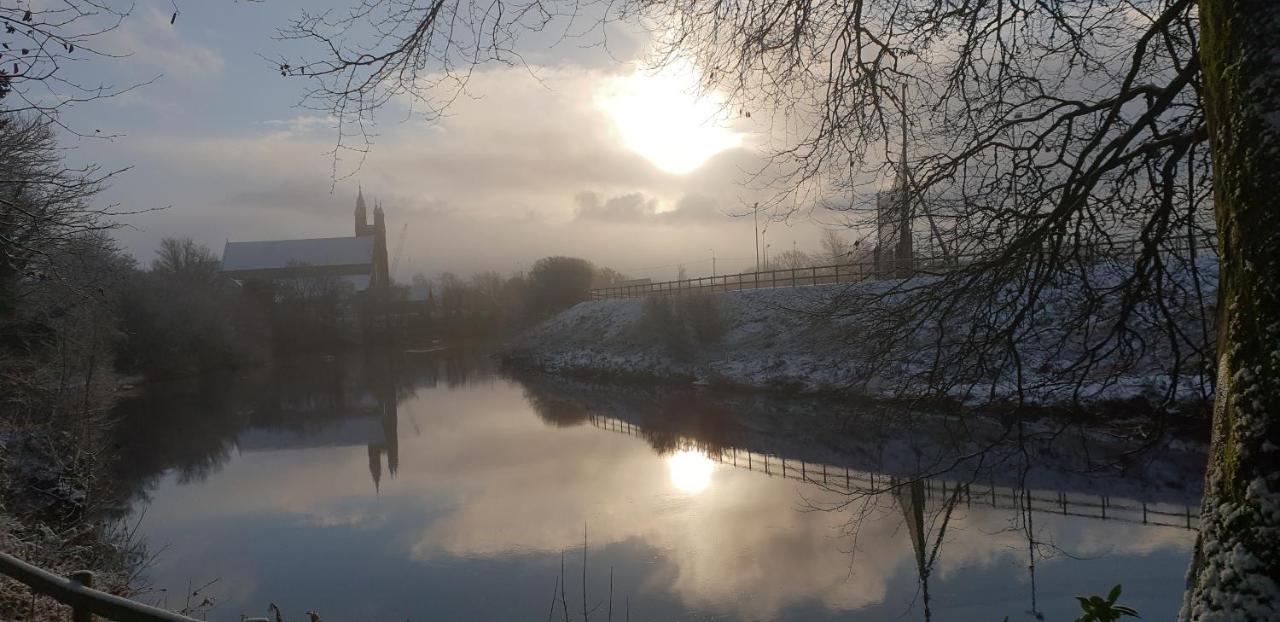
[220,188,391,297]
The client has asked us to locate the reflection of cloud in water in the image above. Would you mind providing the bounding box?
[131,368,1198,621]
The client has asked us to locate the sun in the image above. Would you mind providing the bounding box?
[667,449,715,495]
[596,61,743,175]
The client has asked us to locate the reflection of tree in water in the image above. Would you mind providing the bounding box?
[524,388,593,427]
[107,345,497,504]
[519,377,739,455]
[512,374,1205,621]
[106,376,249,506]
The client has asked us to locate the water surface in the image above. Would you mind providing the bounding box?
[111,349,1205,621]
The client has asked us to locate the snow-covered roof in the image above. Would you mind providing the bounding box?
[221,235,374,272]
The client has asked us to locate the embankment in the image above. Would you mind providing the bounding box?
[503,267,1216,409]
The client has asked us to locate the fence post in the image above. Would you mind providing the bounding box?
[791,269,796,286]
[812,266,817,285]
[834,264,839,283]
[70,570,94,622]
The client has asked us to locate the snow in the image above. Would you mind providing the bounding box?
[504,259,1218,408]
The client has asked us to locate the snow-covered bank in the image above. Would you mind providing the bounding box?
[503,265,1217,408]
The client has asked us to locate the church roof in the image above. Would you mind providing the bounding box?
[221,235,375,272]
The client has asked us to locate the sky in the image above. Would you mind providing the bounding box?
[49,0,848,282]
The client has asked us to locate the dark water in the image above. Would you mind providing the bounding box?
[110,348,1206,621]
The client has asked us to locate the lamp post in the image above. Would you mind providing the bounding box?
[754,203,761,272]
[761,227,767,270]
[708,248,716,278]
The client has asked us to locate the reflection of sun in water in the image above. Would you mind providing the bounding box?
[596,60,743,175]
[667,449,715,494]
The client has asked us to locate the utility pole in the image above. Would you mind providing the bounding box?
[753,203,761,272]
[708,248,716,278]
[896,83,914,276]
[761,227,767,270]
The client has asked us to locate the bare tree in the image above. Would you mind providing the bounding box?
[151,236,219,281]
[817,230,851,265]
[0,2,146,126]
[280,0,1277,614]
[772,249,810,270]
[0,114,124,318]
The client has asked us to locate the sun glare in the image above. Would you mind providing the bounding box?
[667,449,715,495]
[596,61,743,175]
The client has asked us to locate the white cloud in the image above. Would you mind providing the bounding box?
[103,5,226,83]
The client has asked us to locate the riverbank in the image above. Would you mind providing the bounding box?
[0,370,146,620]
[502,266,1216,411]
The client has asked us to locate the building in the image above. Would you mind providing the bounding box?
[220,188,391,296]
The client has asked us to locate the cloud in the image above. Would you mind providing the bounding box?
[104,6,226,83]
[134,378,1198,621]
[574,191,657,221]
[101,61,839,279]
[574,191,726,224]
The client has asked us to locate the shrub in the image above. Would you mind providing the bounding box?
[676,294,725,346]
[116,271,268,377]
[639,295,689,359]
[638,293,727,359]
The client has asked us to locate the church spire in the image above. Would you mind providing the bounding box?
[355,185,370,236]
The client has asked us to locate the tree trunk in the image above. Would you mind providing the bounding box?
[1181,2,1280,619]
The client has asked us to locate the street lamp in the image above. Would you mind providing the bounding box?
[760,228,767,270]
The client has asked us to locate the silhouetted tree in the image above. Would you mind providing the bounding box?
[525,256,596,321]
[773,249,811,270]
[0,114,119,319]
[593,266,629,289]
[817,230,852,266]
[117,241,267,377]
[0,2,141,122]
[151,237,218,282]
[281,1,1277,614]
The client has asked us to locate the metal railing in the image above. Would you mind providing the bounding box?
[0,552,201,622]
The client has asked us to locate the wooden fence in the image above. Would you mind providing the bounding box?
[590,256,931,300]
[588,239,1218,301]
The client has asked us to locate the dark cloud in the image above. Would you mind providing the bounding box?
[574,191,657,221]
[666,193,724,221]
[574,191,725,223]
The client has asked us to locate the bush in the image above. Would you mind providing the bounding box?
[638,293,726,359]
[676,294,726,346]
[525,256,597,321]
[116,271,268,377]
[639,296,687,359]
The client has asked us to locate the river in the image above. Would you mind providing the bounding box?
[107,347,1206,621]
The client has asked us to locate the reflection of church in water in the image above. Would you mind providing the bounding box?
[230,348,492,491]
[233,363,400,491]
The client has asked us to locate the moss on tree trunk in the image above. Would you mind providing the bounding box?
[1181,1,1280,619]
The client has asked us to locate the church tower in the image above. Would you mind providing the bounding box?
[372,201,390,292]
[355,186,373,236]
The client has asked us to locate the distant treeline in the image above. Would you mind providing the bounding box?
[2,112,629,384]
[89,239,633,378]
[397,256,630,340]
